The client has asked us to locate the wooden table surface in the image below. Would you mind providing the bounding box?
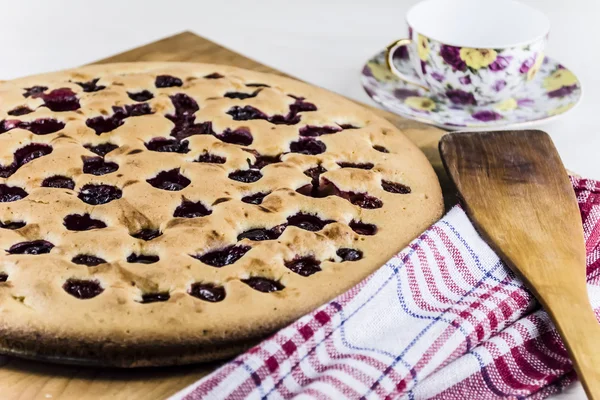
[1,31,448,400]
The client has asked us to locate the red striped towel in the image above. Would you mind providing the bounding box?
[171,176,600,399]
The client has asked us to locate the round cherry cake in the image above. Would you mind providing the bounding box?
[0,63,443,366]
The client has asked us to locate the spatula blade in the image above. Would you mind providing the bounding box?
[440,130,585,275]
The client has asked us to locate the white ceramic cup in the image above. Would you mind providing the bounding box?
[385,0,550,105]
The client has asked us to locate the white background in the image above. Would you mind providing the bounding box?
[0,0,594,397]
[1,0,598,179]
[0,0,598,179]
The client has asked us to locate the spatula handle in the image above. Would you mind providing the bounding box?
[538,281,600,399]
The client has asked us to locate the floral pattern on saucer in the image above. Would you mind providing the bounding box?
[362,50,582,130]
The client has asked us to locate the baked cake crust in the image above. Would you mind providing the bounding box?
[0,62,443,367]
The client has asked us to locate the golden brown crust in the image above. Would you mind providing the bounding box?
[0,62,443,366]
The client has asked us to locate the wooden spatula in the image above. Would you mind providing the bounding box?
[440,130,600,399]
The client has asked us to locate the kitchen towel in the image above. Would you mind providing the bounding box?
[171,176,600,399]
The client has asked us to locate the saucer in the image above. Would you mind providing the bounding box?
[361,50,582,130]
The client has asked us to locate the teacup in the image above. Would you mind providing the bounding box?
[385,0,550,105]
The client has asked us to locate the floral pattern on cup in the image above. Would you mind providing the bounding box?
[361,50,581,130]
[404,33,547,105]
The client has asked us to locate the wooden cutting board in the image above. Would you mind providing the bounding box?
[0,31,447,400]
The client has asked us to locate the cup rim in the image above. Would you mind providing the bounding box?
[406,0,550,49]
